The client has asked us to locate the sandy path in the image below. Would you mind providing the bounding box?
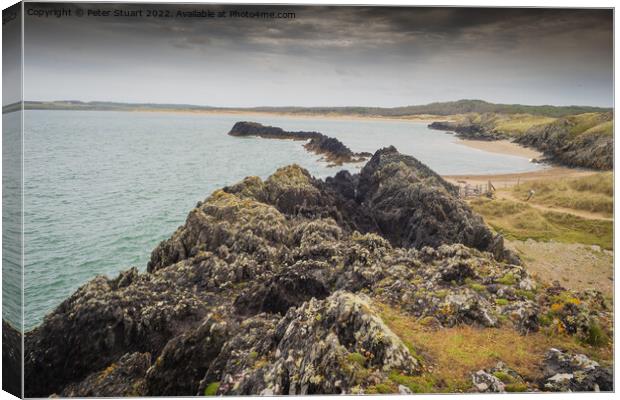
[443,167,598,189]
[496,190,613,221]
[507,239,613,298]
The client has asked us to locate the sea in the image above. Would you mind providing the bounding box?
[2,110,545,330]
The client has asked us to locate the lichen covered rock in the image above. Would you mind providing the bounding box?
[542,349,613,392]
[22,147,611,396]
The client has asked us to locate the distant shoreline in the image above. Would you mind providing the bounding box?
[133,108,448,123]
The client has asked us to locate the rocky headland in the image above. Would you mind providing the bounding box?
[16,147,612,396]
[228,121,371,166]
[428,112,613,170]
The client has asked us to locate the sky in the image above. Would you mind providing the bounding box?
[2,2,22,105]
[21,3,614,107]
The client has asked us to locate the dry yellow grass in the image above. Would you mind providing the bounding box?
[511,172,613,217]
[375,302,612,393]
[492,114,556,135]
[470,198,613,250]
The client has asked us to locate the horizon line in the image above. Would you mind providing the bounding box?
[14,99,615,110]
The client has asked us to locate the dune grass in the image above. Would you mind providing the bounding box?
[375,302,611,394]
[510,172,613,217]
[470,198,612,250]
[491,114,556,135]
[567,113,614,138]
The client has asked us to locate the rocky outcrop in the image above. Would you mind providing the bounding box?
[228,121,371,166]
[429,112,613,170]
[60,352,151,397]
[514,114,613,170]
[198,292,420,395]
[428,120,505,141]
[2,320,22,397]
[23,148,612,396]
[541,349,613,392]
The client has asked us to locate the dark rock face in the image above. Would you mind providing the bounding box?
[228,121,323,141]
[23,148,611,396]
[24,267,208,396]
[353,146,500,253]
[541,349,613,392]
[145,314,229,396]
[60,352,151,397]
[428,121,503,141]
[2,320,22,397]
[228,121,370,165]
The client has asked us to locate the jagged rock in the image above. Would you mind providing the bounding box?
[60,352,151,397]
[472,370,505,392]
[145,314,230,396]
[24,269,208,397]
[2,320,22,397]
[351,146,507,255]
[207,291,420,395]
[22,147,610,396]
[228,121,370,165]
[428,120,505,141]
[474,361,530,393]
[542,349,612,392]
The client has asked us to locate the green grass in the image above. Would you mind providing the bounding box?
[566,113,613,138]
[583,120,614,137]
[511,172,613,216]
[347,352,366,367]
[497,273,517,285]
[388,370,436,393]
[492,114,556,135]
[470,198,613,250]
[203,382,220,396]
[495,298,509,306]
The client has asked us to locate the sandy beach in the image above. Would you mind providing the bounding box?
[134,108,450,123]
[456,138,543,159]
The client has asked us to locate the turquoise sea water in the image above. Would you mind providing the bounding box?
[18,110,544,330]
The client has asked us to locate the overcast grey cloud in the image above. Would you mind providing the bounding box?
[22,3,613,107]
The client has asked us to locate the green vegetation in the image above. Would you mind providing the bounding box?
[583,321,609,347]
[505,383,529,392]
[497,273,517,286]
[566,113,614,137]
[512,172,613,217]
[495,298,509,306]
[470,198,612,250]
[492,371,516,383]
[388,370,436,393]
[347,352,366,367]
[459,112,556,135]
[21,99,611,118]
[492,114,556,135]
[203,382,220,396]
[365,382,397,394]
